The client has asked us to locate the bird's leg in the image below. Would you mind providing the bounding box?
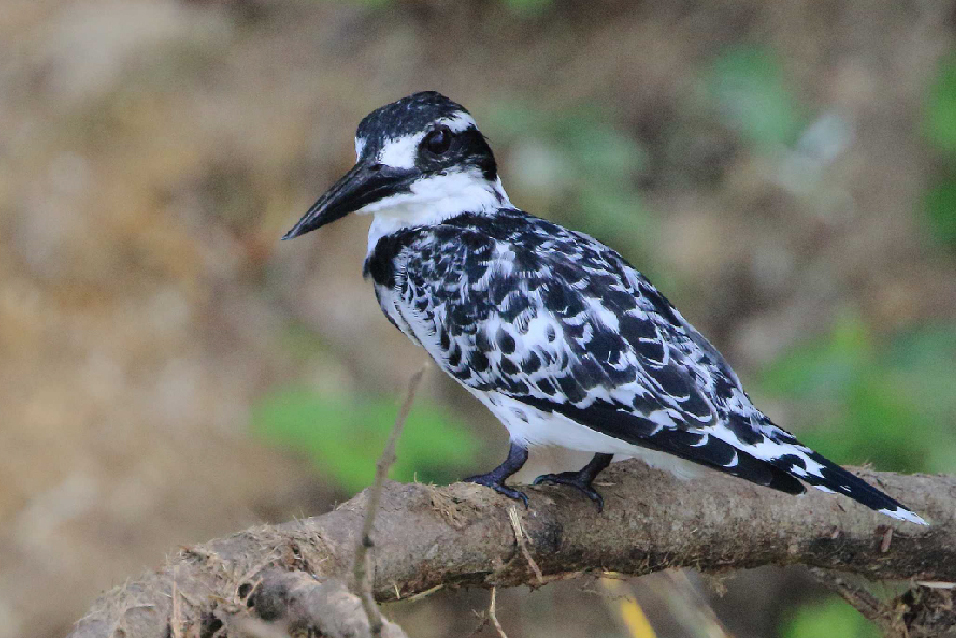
[533,452,613,511]
[463,441,529,507]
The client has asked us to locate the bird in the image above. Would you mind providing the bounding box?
[283,91,927,525]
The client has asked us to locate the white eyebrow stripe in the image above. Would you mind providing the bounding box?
[375,112,477,169]
[378,132,425,169]
[439,111,477,132]
[354,137,367,161]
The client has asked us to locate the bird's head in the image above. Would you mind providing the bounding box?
[283,91,509,240]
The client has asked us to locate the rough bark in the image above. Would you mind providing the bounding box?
[241,570,408,638]
[67,461,956,638]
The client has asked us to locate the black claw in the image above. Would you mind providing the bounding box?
[533,472,605,511]
[464,473,529,507]
[462,441,530,507]
[532,453,612,512]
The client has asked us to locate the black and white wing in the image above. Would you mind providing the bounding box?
[367,209,925,524]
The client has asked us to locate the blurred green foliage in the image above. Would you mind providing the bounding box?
[923,182,956,246]
[758,315,956,474]
[252,387,479,492]
[706,46,807,149]
[485,101,658,269]
[923,53,956,248]
[925,53,956,154]
[781,597,881,638]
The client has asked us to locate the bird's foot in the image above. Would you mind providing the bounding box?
[464,472,529,508]
[533,471,605,511]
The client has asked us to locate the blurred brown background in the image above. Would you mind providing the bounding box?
[3,1,956,637]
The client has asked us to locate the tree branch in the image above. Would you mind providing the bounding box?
[68,462,955,638]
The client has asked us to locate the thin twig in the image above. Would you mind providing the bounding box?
[489,587,509,638]
[508,506,543,585]
[353,364,429,637]
[880,527,893,553]
[916,581,956,589]
[170,571,183,638]
[808,567,886,622]
[403,583,444,603]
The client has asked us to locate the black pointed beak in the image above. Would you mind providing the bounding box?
[282,161,416,240]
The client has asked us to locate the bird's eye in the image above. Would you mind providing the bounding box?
[423,126,453,155]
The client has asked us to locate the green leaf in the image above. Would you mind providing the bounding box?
[758,317,956,474]
[924,53,956,154]
[706,46,805,147]
[781,597,881,638]
[573,186,654,254]
[251,387,479,492]
[923,180,956,247]
[484,99,654,260]
[759,314,870,401]
[560,118,647,183]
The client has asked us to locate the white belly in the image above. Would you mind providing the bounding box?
[472,390,703,480]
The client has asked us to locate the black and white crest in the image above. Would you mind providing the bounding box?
[357,91,468,140]
[285,92,928,525]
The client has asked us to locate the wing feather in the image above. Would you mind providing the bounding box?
[374,211,927,521]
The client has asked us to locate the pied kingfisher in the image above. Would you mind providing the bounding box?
[284,91,926,524]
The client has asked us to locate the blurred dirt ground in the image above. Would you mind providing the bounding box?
[2,1,955,637]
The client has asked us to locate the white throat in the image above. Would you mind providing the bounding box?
[362,169,511,254]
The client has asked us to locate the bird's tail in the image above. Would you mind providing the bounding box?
[768,449,928,525]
